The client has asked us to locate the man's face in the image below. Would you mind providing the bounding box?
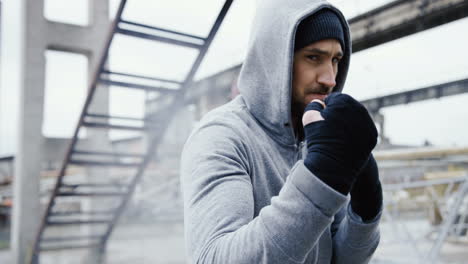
[291,39,343,115]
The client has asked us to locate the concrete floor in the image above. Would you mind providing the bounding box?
[106,220,185,264]
[0,220,185,264]
[1,218,468,263]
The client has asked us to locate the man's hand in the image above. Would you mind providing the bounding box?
[302,93,378,195]
[350,154,383,221]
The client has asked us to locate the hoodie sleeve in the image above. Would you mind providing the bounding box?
[331,204,381,263]
[181,124,348,264]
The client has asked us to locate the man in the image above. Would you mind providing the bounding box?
[180,0,382,263]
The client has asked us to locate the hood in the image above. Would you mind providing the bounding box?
[237,0,351,146]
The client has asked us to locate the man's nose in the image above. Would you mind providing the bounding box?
[317,64,336,89]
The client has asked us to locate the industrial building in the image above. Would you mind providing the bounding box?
[1,0,468,263]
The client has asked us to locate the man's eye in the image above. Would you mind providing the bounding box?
[332,57,342,64]
[307,55,319,61]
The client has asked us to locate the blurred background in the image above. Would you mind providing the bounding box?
[0,0,468,263]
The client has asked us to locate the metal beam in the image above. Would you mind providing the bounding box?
[362,77,468,112]
[350,0,468,53]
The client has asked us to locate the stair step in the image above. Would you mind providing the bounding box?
[60,183,128,189]
[73,149,145,158]
[69,159,141,167]
[47,220,111,226]
[82,121,146,131]
[85,113,146,122]
[50,210,115,217]
[117,19,205,49]
[56,191,126,197]
[99,78,178,93]
[102,70,182,85]
[42,235,102,243]
[120,20,206,41]
[40,243,101,251]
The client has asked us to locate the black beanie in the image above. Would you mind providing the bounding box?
[294,9,345,52]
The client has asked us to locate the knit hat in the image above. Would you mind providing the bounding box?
[294,9,345,52]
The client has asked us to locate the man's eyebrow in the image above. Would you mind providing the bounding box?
[304,48,343,57]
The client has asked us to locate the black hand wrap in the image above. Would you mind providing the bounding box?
[303,93,378,195]
[350,154,383,221]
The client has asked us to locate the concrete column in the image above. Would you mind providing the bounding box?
[12,0,46,263]
[372,111,390,146]
[0,0,3,154]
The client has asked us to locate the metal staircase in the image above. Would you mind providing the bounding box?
[31,0,233,262]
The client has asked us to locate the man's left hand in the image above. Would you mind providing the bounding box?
[350,154,383,222]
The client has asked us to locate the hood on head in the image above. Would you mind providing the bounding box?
[237,0,351,146]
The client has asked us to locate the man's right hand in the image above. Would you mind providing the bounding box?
[302,92,378,195]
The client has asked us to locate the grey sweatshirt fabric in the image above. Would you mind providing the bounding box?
[180,0,381,263]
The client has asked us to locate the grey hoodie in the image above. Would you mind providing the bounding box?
[180,0,381,263]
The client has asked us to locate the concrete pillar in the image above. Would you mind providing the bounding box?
[0,0,2,154]
[12,1,46,263]
[12,0,110,263]
[372,111,390,146]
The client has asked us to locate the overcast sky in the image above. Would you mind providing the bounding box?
[1,0,468,155]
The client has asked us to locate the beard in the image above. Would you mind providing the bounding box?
[290,96,306,142]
